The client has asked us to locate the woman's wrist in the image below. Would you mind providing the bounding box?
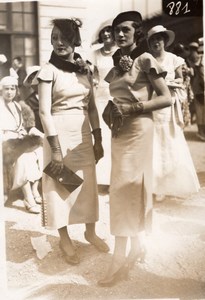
[47,135,61,152]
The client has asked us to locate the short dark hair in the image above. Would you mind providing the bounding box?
[131,21,145,43]
[13,56,22,62]
[112,21,145,44]
[51,18,82,47]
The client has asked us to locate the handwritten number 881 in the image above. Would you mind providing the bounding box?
[166,1,191,15]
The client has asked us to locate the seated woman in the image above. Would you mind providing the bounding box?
[0,76,43,213]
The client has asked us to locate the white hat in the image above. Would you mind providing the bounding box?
[0,54,7,64]
[23,65,40,87]
[91,18,113,45]
[189,42,199,49]
[0,76,18,86]
[147,25,175,47]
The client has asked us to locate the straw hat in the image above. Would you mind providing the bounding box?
[23,65,40,87]
[0,76,18,86]
[147,25,175,47]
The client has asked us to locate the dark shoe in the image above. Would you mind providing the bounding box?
[59,242,80,265]
[84,232,110,253]
[98,264,129,287]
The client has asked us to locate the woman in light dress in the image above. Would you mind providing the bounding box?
[0,76,43,213]
[98,11,172,287]
[38,18,109,266]
[147,25,200,201]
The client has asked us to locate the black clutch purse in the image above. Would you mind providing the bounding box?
[43,162,83,193]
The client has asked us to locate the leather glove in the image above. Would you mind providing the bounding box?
[118,102,144,116]
[92,128,104,164]
[111,104,124,138]
[47,135,63,174]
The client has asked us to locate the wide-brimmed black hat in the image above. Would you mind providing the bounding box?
[112,11,142,28]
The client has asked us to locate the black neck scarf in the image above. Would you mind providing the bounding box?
[112,39,149,67]
[49,51,83,73]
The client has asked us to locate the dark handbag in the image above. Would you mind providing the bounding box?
[43,162,83,193]
[102,100,123,137]
[102,100,114,128]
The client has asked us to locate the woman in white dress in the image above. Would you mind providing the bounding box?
[147,25,200,200]
[0,76,43,213]
[38,18,109,265]
[98,12,172,287]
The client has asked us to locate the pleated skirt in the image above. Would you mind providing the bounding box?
[42,110,99,230]
[110,114,154,236]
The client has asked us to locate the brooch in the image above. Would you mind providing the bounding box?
[119,55,133,72]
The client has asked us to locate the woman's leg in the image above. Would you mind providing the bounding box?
[85,223,109,252]
[58,226,79,265]
[128,233,146,267]
[31,180,42,203]
[98,236,128,286]
[21,181,40,214]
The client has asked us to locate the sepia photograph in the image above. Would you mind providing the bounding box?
[0,0,204,299]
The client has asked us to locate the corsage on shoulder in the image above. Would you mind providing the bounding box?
[75,58,91,75]
[119,55,133,72]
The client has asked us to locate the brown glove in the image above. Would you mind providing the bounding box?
[92,128,104,164]
[118,102,144,116]
[47,135,63,174]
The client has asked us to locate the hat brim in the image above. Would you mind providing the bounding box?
[148,30,175,47]
[91,19,113,45]
[23,71,39,87]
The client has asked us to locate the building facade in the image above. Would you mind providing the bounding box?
[0,0,203,76]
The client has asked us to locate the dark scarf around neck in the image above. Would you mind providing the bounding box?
[112,39,149,67]
[49,51,83,73]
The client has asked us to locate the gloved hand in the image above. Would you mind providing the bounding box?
[111,103,124,138]
[47,135,63,174]
[102,101,124,138]
[92,128,104,163]
[118,102,144,116]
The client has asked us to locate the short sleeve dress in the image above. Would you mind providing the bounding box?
[105,52,165,236]
[37,62,98,230]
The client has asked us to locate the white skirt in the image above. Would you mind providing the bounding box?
[42,110,99,230]
[153,105,200,197]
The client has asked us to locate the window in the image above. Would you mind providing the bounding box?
[0,1,39,68]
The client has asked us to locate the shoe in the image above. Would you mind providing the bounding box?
[84,232,110,253]
[196,132,205,141]
[24,200,40,214]
[98,264,129,287]
[59,242,80,265]
[34,195,42,204]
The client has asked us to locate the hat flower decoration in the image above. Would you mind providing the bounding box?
[119,55,133,72]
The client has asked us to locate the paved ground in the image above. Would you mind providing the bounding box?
[2,124,205,300]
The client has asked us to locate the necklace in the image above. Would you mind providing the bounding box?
[104,49,112,54]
